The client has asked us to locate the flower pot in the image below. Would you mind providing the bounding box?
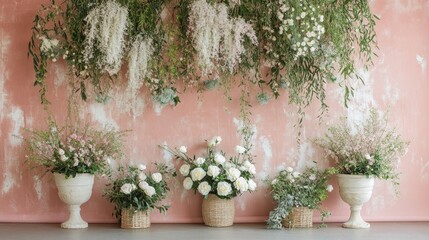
[54,173,94,229]
[121,209,151,229]
[338,174,374,229]
[282,207,313,228]
[202,194,234,227]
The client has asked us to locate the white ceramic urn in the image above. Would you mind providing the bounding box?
[338,174,375,229]
[54,173,94,229]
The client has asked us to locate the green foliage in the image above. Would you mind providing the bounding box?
[103,164,173,220]
[24,117,126,178]
[316,108,409,191]
[267,166,335,229]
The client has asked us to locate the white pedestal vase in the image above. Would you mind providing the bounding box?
[338,174,374,229]
[54,173,94,229]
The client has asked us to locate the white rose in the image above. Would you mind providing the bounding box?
[151,173,163,183]
[144,186,156,197]
[120,183,136,195]
[234,177,249,193]
[286,167,293,173]
[225,162,236,169]
[292,171,300,178]
[138,164,146,171]
[194,157,206,166]
[183,177,193,190]
[247,164,256,175]
[248,179,257,191]
[217,181,232,196]
[179,146,187,154]
[227,167,241,181]
[179,164,190,176]
[197,181,211,196]
[235,145,246,154]
[214,153,226,165]
[309,174,316,181]
[207,165,221,178]
[326,184,334,192]
[190,167,206,181]
[138,181,149,190]
[138,172,147,181]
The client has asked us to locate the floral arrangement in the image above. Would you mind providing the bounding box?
[316,109,409,189]
[267,166,335,229]
[162,136,257,199]
[24,119,125,178]
[103,163,172,220]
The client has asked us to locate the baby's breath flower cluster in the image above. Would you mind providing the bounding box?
[316,109,409,190]
[267,166,335,229]
[162,136,257,200]
[104,163,172,220]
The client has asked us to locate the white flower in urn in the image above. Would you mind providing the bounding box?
[183,177,193,190]
[235,145,246,154]
[227,167,241,181]
[248,179,257,191]
[207,165,221,178]
[190,167,206,181]
[151,172,163,183]
[138,181,149,190]
[120,183,137,195]
[217,181,232,196]
[138,164,146,171]
[197,181,211,196]
[179,164,190,176]
[326,184,334,192]
[234,177,249,192]
[144,186,156,197]
[194,157,206,166]
[214,153,226,165]
[179,146,187,154]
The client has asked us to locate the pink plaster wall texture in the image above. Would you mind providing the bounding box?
[1,0,429,223]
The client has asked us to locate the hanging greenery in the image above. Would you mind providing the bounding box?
[28,0,378,142]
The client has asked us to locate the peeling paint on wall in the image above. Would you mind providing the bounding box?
[258,136,272,180]
[0,32,10,122]
[89,103,119,129]
[7,107,24,147]
[416,55,427,74]
[33,176,43,200]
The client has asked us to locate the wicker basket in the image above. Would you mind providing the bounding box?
[282,207,313,228]
[121,209,151,229]
[202,194,235,227]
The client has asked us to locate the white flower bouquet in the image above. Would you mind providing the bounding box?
[163,136,257,199]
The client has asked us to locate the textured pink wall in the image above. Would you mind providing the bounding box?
[1,1,429,223]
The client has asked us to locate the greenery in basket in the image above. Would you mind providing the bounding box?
[104,163,173,220]
[24,117,126,178]
[161,136,257,200]
[267,166,335,229]
[315,108,409,190]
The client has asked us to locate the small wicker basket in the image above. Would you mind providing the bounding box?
[121,209,151,229]
[202,194,235,227]
[282,207,313,228]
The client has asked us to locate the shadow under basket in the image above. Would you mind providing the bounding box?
[282,207,313,228]
[121,209,151,229]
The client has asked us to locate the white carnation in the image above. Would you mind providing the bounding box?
[326,184,334,192]
[207,165,221,178]
[179,146,187,154]
[195,157,206,165]
[151,172,163,183]
[227,167,241,181]
[138,164,146,171]
[179,164,190,176]
[214,153,226,165]
[183,177,193,190]
[235,145,246,154]
[197,181,211,196]
[248,179,257,191]
[144,186,156,197]
[120,183,136,195]
[217,181,232,196]
[190,167,206,181]
[234,177,249,192]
